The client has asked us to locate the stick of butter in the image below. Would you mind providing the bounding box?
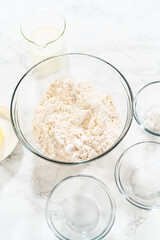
[0,128,4,146]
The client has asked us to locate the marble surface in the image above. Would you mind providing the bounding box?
[1,0,160,239]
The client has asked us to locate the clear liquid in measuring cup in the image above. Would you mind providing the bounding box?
[29,25,66,66]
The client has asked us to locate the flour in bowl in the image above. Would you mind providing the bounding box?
[32,77,120,162]
[144,106,160,134]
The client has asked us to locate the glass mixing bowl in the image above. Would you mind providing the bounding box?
[10,53,133,164]
[115,141,160,210]
[45,174,116,239]
[134,81,160,136]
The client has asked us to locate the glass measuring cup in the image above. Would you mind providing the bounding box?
[21,8,66,64]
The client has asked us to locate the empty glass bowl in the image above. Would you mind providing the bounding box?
[10,53,133,164]
[45,175,116,239]
[134,81,160,136]
[115,141,160,210]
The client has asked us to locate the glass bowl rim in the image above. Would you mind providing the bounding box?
[134,81,160,137]
[10,52,133,165]
[115,141,160,210]
[45,174,116,240]
[20,8,66,49]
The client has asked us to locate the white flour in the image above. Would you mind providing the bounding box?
[144,106,160,134]
[32,77,120,162]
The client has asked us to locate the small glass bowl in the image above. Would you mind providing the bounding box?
[115,141,160,210]
[45,175,116,239]
[134,81,160,136]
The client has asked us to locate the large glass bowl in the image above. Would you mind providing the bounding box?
[45,174,116,239]
[10,53,133,164]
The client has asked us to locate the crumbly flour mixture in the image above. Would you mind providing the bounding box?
[32,77,120,162]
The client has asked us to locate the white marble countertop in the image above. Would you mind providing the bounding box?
[1,0,160,239]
